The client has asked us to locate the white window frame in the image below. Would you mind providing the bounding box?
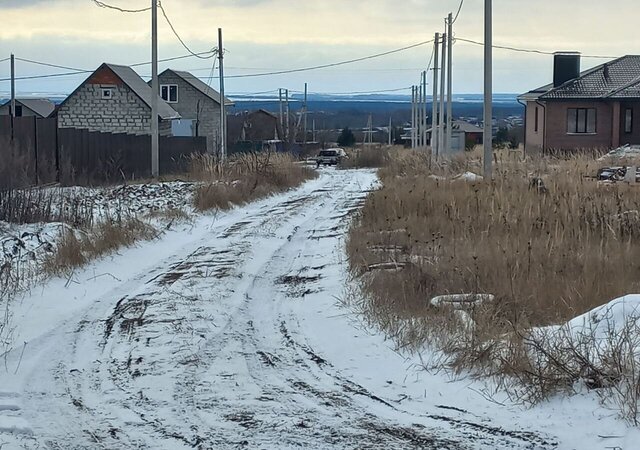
[161,84,179,103]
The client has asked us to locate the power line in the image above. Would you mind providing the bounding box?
[309,86,412,95]
[451,0,464,24]
[455,37,617,59]
[0,51,216,82]
[224,39,435,79]
[158,1,215,59]
[130,50,215,67]
[15,57,86,72]
[91,0,151,13]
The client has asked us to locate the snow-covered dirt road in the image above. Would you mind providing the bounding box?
[0,169,587,449]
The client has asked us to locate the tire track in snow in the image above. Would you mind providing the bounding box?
[4,169,556,449]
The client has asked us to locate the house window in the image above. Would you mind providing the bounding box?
[534,106,539,133]
[101,88,114,99]
[625,108,633,134]
[567,108,596,134]
[161,84,178,103]
[15,104,23,117]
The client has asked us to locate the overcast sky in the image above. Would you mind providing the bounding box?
[1,0,638,97]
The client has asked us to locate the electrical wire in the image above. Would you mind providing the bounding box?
[91,0,151,13]
[455,37,617,59]
[0,51,217,82]
[308,86,412,95]
[224,39,435,79]
[15,57,86,72]
[158,1,215,59]
[451,0,464,24]
[0,57,11,64]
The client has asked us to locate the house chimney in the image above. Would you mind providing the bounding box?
[553,52,581,87]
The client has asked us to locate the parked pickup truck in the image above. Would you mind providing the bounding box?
[315,148,347,166]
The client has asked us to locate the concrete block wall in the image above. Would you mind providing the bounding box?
[58,84,171,136]
[158,73,222,153]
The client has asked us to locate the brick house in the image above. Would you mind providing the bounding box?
[56,63,180,136]
[155,69,234,153]
[0,98,55,118]
[520,53,640,154]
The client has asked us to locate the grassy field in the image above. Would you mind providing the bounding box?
[347,148,640,419]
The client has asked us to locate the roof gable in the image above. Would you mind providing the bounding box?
[1,98,56,117]
[57,63,179,120]
[159,69,234,106]
[106,64,179,119]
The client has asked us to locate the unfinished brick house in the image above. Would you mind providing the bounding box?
[56,63,180,136]
[155,69,234,153]
[519,53,640,154]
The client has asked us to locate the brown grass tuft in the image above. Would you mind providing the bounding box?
[191,152,316,211]
[339,146,393,169]
[44,219,156,276]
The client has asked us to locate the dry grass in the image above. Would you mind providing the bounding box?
[347,149,640,419]
[43,219,156,276]
[339,146,394,169]
[191,152,316,211]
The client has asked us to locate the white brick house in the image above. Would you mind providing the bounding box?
[57,63,180,136]
[156,69,234,153]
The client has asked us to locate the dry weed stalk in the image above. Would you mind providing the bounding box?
[191,152,316,211]
[348,149,640,422]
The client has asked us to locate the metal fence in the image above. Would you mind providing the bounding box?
[0,117,206,187]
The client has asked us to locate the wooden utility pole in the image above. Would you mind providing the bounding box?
[432,33,440,160]
[438,33,447,157]
[484,0,493,178]
[218,28,227,162]
[388,115,392,146]
[446,13,453,154]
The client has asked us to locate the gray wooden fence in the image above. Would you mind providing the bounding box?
[0,116,206,187]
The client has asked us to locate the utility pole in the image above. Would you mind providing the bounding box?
[388,115,392,146]
[218,28,227,162]
[151,0,159,178]
[285,88,290,145]
[438,32,447,157]
[10,54,15,118]
[10,53,15,139]
[303,83,308,144]
[484,0,493,178]
[447,13,453,154]
[418,77,424,147]
[279,88,284,138]
[312,118,316,143]
[411,86,416,149]
[432,33,440,160]
[422,70,427,149]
